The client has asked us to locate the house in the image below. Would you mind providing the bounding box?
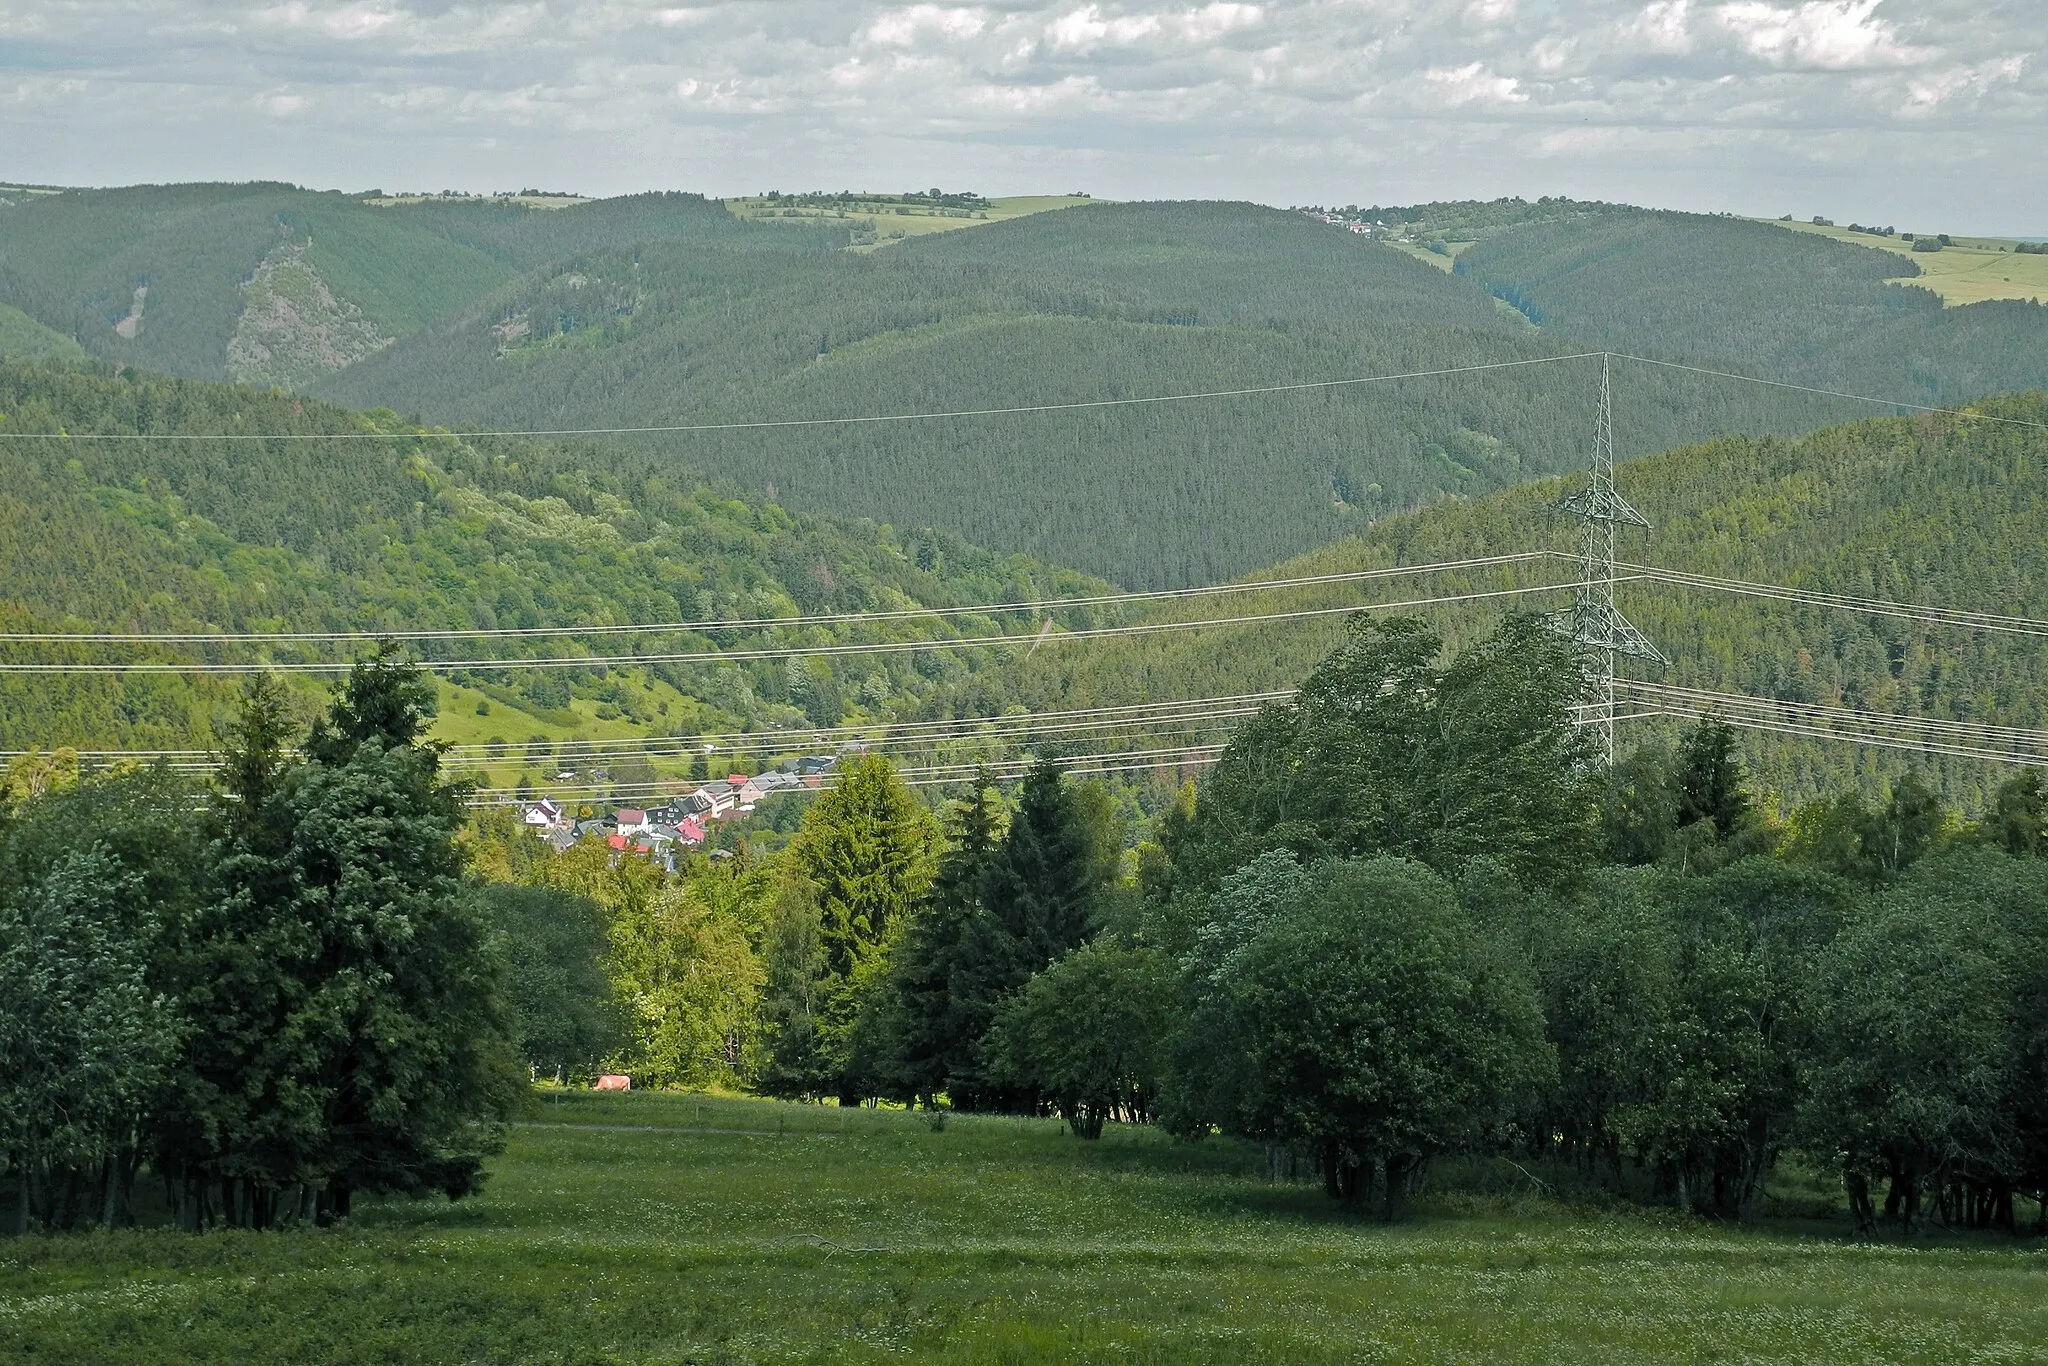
[573,818,609,840]
[678,816,706,845]
[521,798,563,828]
[736,777,767,807]
[692,783,738,819]
[544,827,578,854]
[754,771,799,795]
[614,807,650,836]
[797,755,836,776]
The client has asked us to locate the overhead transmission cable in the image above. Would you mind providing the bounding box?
[0,553,1555,645]
[0,580,1599,675]
[0,354,1603,443]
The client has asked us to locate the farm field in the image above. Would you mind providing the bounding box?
[1759,218,2048,305]
[5,1091,2044,1364]
[726,193,1097,249]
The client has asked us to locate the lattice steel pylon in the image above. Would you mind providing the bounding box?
[1552,353,1665,763]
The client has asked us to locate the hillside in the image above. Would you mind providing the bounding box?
[9,189,2048,590]
[971,392,2048,811]
[326,198,2048,588]
[321,201,1886,588]
[0,359,1102,765]
[0,184,833,387]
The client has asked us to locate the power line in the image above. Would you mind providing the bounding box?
[0,580,1594,674]
[1610,353,2048,434]
[1627,564,2048,638]
[1,354,1603,443]
[0,554,1554,645]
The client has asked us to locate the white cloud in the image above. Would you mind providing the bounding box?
[0,0,2041,229]
[1713,0,1929,70]
[1047,5,1162,52]
[1425,62,1527,105]
[865,5,987,47]
[1626,0,1694,55]
[1906,55,2025,110]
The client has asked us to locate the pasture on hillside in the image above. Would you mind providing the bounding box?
[5,1091,2044,1364]
[1760,218,2048,306]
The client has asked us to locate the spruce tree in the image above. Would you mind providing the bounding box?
[951,759,1109,1110]
[879,770,1005,1106]
[1675,719,1754,839]
[768,753,933,1102]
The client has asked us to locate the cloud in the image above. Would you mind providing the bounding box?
[1712,0,1929,70]
[1424,62,1526,106]
[0,0,2041,229]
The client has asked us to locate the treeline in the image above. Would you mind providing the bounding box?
[13,617,2048,1234]
[1456,210,2048,403]
[488,614,2048,1229]
[1,654,517,1231]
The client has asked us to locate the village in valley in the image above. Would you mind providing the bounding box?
[515,751,842,867]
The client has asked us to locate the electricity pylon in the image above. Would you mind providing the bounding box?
[1553,353,1664,763]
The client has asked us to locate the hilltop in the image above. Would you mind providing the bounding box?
[0,183,836,387]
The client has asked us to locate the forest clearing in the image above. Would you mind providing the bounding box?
[5,1089,2046,1364]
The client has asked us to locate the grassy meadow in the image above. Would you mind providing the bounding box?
[5,1090,2045,1364]
[725,195,1096,250]
[1759,218,2048,306]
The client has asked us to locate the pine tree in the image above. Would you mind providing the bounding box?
[879,770,1005,1105]
[1675,720,1754,839]
[949,759,1109,1110]
[766,753,934,1103]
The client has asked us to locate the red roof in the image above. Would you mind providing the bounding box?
[616,808,646,823]
[727,773,748,786]
[606,833,628,851]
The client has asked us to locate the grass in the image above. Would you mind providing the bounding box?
[1758,219,2048,306]
[6,1091,2047,1363]
[725,195,1097,251]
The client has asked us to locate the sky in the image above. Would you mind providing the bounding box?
[2,1,2041,232]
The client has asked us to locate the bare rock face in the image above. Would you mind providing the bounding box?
[227,240,389,390]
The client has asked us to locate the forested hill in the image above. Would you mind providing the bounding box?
[9,190,2048,591]
[0,359,1101,756]
[1453,209,2048,399]
[324,198,2048,588]
[967,392,2048,811]
[317,200,1914,588]
[0,184,836,388]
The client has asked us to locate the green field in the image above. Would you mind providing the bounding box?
[1759,218,2048,306]
[726,194,1096,250]
[5,1090,2043,1363]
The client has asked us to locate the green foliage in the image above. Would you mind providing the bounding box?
[1163,615,1600,894]
[866,772,1006,1105]
[1191,855,1553,1216]
[1457,209,2048,403]
[0,184,818,382]
[0,358,1106,755]
[996,395,2048,811]
[471,884,623,1082]
[1799,850,2048,1230]
[985,941,1172,1138]
[761,755,934,1101]
[0,845,178,1233]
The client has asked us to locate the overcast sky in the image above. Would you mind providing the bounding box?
[3,1,2040,231]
